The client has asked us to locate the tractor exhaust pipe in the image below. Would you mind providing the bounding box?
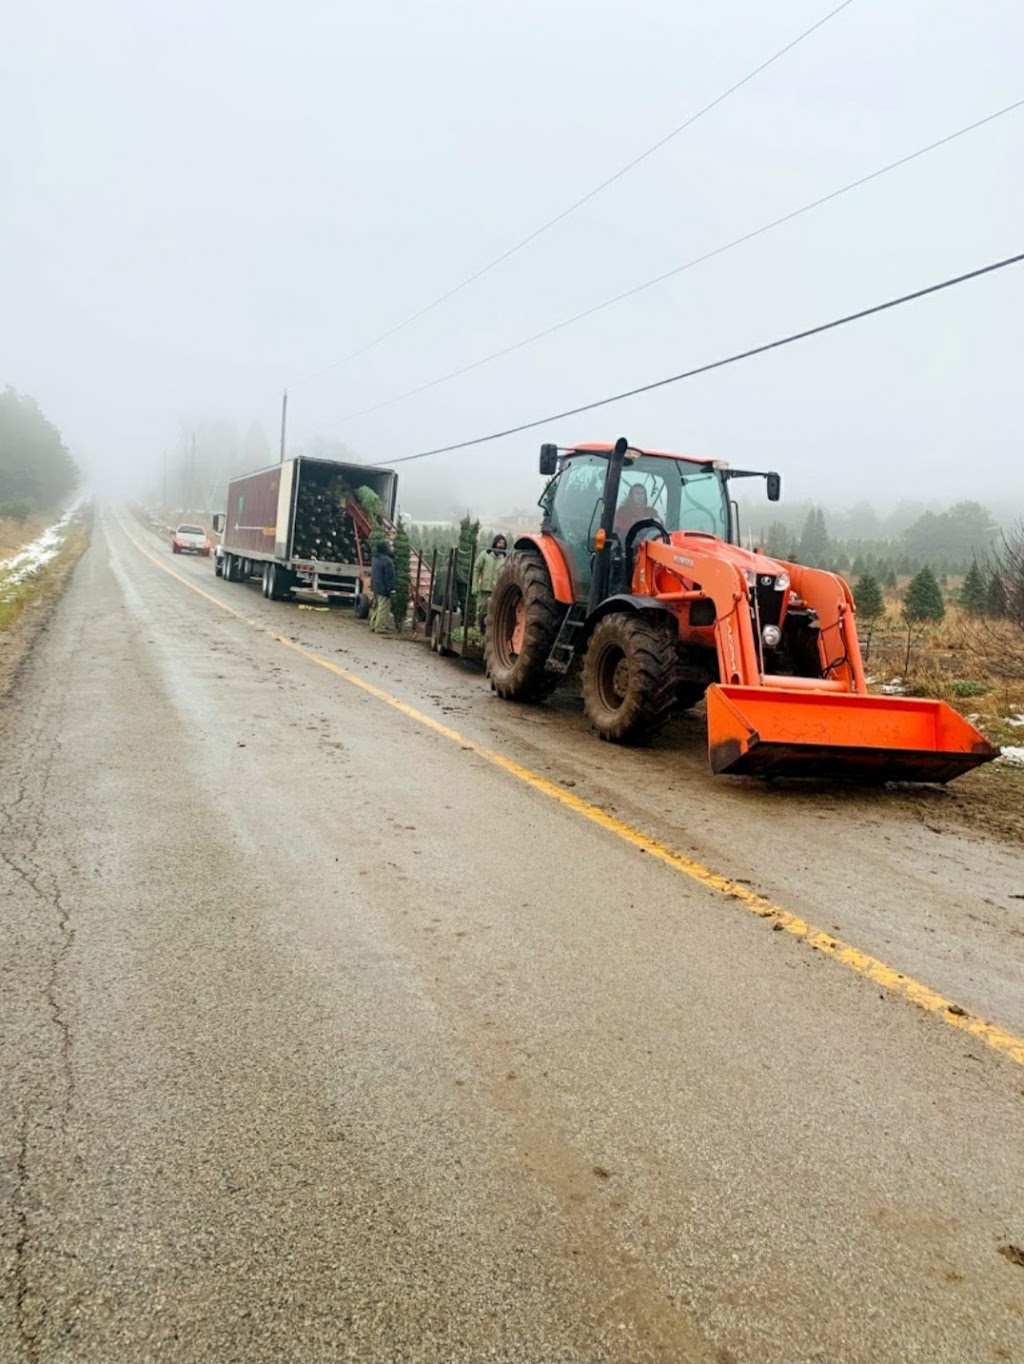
[588,436,629,615]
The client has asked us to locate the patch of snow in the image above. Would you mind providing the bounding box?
[1006,714,1024,728]
[0,504,82,600]
[997,746,1024,767]
[880,677,905,695]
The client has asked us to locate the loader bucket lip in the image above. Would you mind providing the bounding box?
[706,684,999,785]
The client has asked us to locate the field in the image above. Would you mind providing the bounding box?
[0,509,91,693]
[858,595,1024,842]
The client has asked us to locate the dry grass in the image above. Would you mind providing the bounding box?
[0,511,54,561]
[0,522,88,632]
[0,519,91,700]
[857,603,1024,844]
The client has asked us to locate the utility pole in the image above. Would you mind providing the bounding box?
[279,389,288,463]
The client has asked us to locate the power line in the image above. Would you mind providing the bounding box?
[389,249,1024,465]
[342,98,1024,423]
[295,0,858,384]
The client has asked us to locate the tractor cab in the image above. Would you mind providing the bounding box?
[538,442,772,602]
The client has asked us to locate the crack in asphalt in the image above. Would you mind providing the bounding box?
[12,1119,38,1364]
[1,616,86,1359]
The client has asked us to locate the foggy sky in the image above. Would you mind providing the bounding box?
[2,0,1022,521]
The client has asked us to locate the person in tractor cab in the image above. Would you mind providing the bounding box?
[614,483,653,538]
[474,534,508,629]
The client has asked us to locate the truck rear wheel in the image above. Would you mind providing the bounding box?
[222,553,235,583]
[263,563,292,601]
[582,612,678,743]
[485,552,563,701]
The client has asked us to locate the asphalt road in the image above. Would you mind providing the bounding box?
[2,511,1022,1364]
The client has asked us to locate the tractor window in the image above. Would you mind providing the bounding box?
[676,469,728,537]
[620,456,728,539]
[615,469,669,536]
[548,456,606,594]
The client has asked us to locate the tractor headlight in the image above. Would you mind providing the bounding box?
[774,570,790,591]
[762,624,782,649]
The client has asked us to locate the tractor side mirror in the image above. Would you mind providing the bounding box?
[212,513,226,532]
[539,444,559,476]
[766,473,781,502]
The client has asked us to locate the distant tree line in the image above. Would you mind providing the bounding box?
[756,499,1001,580]
[0,388,78,519]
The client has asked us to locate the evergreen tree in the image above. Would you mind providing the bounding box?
[391,521,411,630]
[987,572,1007,619]
[902,565,944,672]
[883,564,898,590]
[958,560,987,616]
[0,388,78,508]
[854,572,885,662]
[763,520,790,558]
[798,506,830,567]
[855,573,885,621]
[903,566,946,623]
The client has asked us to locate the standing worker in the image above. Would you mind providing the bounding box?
[474,534,508,630]
[370,539,395,634]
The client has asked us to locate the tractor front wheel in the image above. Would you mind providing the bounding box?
[485,552,563,702]
[582,612,678,743]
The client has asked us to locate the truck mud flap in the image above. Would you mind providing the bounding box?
[706,684,999,784]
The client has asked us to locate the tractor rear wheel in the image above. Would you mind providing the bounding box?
[485,552,563,702]
[582,612,678,743]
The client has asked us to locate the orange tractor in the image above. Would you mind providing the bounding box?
[484,438,997,782]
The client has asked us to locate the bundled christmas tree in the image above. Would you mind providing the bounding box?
[457,514,480,620]
[391,521,411,630]
[292,478,360,563]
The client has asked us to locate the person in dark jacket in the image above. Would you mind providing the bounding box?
[370,540,395,634]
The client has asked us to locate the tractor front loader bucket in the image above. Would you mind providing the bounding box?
[706,684,999,783]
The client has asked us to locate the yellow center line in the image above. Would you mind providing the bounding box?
[116,515,1024,1069]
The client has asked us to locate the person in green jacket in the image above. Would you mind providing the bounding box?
[474,534,508,629]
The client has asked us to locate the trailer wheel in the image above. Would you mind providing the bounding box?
[354,593,370,620]
[431,611,455,657]
[222,553,235,583]
[485,552,563,701]
[582,612,678,743]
